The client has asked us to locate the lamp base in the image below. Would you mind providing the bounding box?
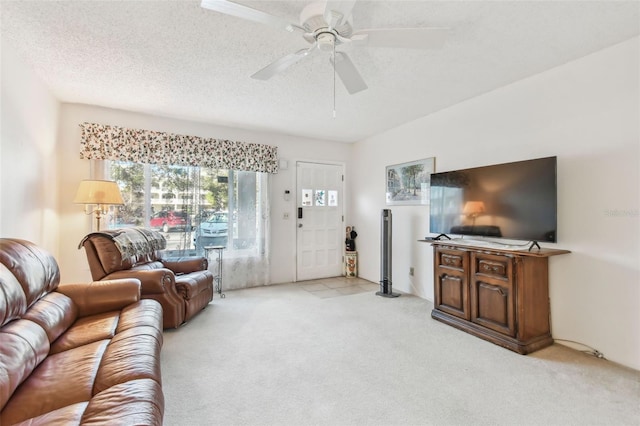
[95,208,104,231]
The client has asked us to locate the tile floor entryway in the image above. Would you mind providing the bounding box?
[299,277,380,299]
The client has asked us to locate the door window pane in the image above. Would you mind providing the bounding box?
[302,189,313,206]
[328,190,338,207]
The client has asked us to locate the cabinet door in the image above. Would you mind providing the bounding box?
[470,252,515,336]
[434,248,470,320]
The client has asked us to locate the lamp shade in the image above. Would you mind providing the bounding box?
[74,180,124,205]
[463,201,486,216]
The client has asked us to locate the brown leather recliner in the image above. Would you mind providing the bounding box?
[79,227,214,329]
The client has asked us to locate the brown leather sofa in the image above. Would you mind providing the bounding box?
[79,227,214,329]
[0,238,164,425]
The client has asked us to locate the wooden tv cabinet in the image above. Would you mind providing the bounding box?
[428,240,570,354]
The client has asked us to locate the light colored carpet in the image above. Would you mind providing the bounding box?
[161,278,639,426]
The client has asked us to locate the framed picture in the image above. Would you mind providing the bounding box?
[386,157,436,205]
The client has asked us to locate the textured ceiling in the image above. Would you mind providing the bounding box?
[1,1,638,143]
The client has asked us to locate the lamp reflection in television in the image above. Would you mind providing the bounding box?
[463,201,486,228]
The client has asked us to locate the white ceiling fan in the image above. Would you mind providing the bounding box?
[201,0,449,94]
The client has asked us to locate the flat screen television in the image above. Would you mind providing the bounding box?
[429,156,557,242]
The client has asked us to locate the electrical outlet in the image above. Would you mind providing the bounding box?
[283,212,290,220]
[409,267,414,276]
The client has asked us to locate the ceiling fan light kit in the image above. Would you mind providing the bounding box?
[201,0,449,97]
[317,32,336,52]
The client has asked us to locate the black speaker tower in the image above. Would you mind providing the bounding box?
[377,209,400,298]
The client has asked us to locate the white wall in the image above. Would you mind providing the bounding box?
[352,37,640,370]
[0,41,60,254]
[56,104,352,285]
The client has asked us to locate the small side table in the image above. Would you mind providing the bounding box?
[204,245,225,298]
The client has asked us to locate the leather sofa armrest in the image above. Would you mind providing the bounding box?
[161,257,208,274]
[57,279,141,317]
[104,269,175,295]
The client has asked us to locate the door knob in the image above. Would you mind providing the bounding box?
[298,223,303,228]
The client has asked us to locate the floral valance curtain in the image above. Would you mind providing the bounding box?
[79,122,279,173]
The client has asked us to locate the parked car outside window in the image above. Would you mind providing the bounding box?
[149,210,189,233]
[194,212,228,250]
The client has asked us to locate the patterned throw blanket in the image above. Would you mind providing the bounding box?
[79,227,166,263]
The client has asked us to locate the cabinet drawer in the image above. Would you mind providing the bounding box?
[441,253,463,268]
[477,259,508,278]
[474,253,512,280]
[436,248,466,271]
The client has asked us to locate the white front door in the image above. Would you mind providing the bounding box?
[296,162,344,281]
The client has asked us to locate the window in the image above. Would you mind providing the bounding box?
[104,161,268,261]
[79,122,276,289]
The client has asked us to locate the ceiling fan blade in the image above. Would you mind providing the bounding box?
[324,0,357,29]
[331,52,367,95]
[251,45,317,81]
[201,0,304,33]
[353,28,449,49]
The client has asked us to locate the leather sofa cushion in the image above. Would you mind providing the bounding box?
[80,378,164,425]
[11,402,89,425]
[116,300,164,344]
[50,299,162,355]
[0,239,60,312]
[7,379,164,425]
[1,340,109,424]
[1,308,164,425]
[94,329,162,393]
[50,311,120,354]
[0,319,49,410]
[0,263,28,326]
[22,292,78,346]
